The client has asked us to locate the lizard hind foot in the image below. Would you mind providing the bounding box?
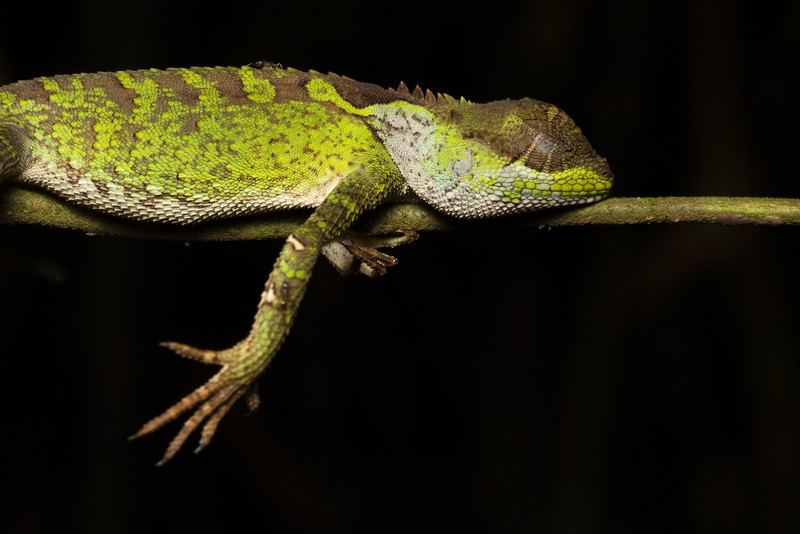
[129,341,257,466]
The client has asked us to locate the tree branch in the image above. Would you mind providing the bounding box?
[1,186,799,241]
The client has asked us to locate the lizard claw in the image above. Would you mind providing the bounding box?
[129,342,259,466]
[158,341,223,364]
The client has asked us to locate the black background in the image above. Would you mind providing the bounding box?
[1,1,798,532]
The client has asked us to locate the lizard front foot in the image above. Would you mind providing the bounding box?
[129,341,264,466]
[322,230,418,277]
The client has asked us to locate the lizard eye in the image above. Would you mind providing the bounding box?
[520,108,594,172]
[522,120,573,171]
[519,117,578,172]
[511,103,613,183]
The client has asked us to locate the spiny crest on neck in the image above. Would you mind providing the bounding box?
[250,61,471,109]
[388,80,470,108]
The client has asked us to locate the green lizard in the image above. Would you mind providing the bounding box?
[0,64,613,464]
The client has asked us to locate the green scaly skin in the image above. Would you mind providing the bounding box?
[0,64,613,464]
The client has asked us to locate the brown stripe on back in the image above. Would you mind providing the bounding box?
[79,72,138,116]
[191,67,249,105]
[324,72,410,107]
[4,77,54,105]
[268,70,317,104]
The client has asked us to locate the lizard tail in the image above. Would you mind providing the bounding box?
[0,124,23,180]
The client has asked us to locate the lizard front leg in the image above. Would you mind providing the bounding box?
[130,154,405,465]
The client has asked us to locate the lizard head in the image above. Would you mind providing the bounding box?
[372,98,613,218]
[463,98,612,184]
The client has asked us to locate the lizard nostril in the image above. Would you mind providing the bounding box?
[599,162,614,181]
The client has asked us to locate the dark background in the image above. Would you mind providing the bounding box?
[1,1,798,532]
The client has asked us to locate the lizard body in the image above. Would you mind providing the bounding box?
[0,64,613,463]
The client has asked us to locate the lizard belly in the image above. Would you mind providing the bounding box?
[19,134,349,225]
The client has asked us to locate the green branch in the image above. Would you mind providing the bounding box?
[1,186,799,241]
